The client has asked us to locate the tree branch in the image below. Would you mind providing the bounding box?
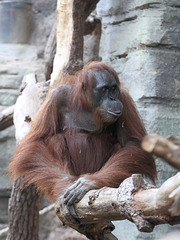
[0,105,15,131]
[55,173,180,239]
[142,134,180,170]
[44,23,57,81]
[55,136,180,239]
[51,0,99,85]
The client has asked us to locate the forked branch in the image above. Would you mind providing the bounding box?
[55,135,180,240]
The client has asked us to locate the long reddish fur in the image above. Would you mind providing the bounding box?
[9,62,156,202]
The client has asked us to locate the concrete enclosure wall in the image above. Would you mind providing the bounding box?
[96,0,180,239]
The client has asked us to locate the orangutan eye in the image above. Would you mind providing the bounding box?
[101,86,107,93]
[111,85,117,92]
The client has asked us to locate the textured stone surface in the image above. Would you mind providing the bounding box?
[0,89,18,107]
[0,44,38,60]
[30,0,57,47]
[97,0,180,239]
[114,49,180,101]
[98,1,180,61]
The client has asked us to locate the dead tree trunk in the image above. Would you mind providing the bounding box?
[0,105,14,131]
[51,0,99,85]
[7,178,40,240]
[44,23,57,81]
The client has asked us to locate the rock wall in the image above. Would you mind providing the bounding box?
[96,0,180,239]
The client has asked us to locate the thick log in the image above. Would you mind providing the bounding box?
[0,105,15,131]
[55,173,180,239]
[142,135,180,170]
[7,178,40,240]
[51,0,99,85]
[44,10,100,82]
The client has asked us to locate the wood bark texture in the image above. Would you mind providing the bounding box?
[51,0,99,85]
[7,178,40,240]
[55,136,180,240]
[44,23,57,81]
[0,105,14,131]
[142,134,180,170]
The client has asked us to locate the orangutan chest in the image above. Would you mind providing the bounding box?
[64,132,116,175]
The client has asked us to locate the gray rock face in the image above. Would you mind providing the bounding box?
[97,0,180,239]
[97,0,180,142]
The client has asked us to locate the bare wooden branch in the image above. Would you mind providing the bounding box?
[55,173,180,239]
[142,134,180,170]
[44,23,57,81]
[0,105,15,131]
[51,0,99,85]
[44,10,101,82]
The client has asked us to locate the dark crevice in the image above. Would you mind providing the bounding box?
[111,16,137,25]
[0,71,18,75]
[135,2,161,10]
[169,5,180,9]
[115,53,128,59]
[144,43,172,48]
[138,96,180,106]
[140,43,180,52]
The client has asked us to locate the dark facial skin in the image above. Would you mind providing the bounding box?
[92,70,123,123]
